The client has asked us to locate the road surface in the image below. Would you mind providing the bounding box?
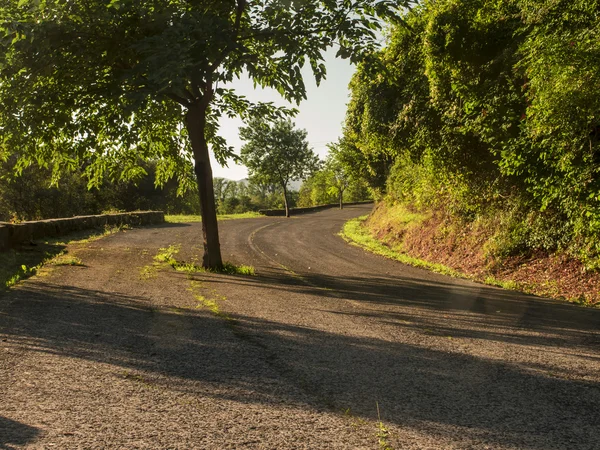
[1,204,599,449]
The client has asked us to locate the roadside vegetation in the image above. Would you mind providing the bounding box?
[337,0,600,306]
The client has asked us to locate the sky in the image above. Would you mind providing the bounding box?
[210,48,356,181]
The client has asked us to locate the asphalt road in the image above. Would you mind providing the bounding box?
[1,204,599,449]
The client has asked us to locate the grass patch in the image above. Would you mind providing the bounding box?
[142,244,256,279]
[340,215,461,278]
[174,260,255,276]
[50,255,85,266]
[165,212,263,223]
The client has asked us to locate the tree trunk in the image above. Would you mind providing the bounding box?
[339,192,343,210]
[186,103,223,269]
[282,185,290,218]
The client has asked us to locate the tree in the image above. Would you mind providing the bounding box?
[324,143,350,209]
[240,119,319,217]
[297,141,372,208]
[0,0,400,268]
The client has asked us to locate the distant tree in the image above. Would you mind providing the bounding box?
[298,171,335,207]
[0,0,399,268]
[298,142,372,209]
[240,120,319,217]
[324,143,351,209]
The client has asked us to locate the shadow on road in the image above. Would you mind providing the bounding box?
[208,269,600,348]
[0,416,40,449]
[1,274,599,449]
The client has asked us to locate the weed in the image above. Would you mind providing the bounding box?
[215,262,256,276]
[189,280,232,320]
[139,264,158,280]
[175,261,255,276]
[154,244,181,266]
[376,402,393,450]
[342,407,368,428]
[139,245,181,279]
[174,262,203,277]
[51,255,85,266]
[1,249,62,290]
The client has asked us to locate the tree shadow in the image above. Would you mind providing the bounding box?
[1,279,599,448]
[0,416,40,449]
[205,269,600,351]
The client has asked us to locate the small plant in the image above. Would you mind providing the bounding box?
[5,264,33,288]
[139,264,158,280]
[216,262,256,276]
[154,245,181,266]
[51,255,85,266]
[189,280,232,320]
[376,402,393,450]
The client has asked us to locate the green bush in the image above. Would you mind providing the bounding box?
[342,0,600,267]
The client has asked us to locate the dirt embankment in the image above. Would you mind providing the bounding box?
[365,202,600,306]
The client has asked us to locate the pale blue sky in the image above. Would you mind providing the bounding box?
[211,48,356,180]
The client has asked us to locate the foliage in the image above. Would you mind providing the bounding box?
[212,177,298,214]
[0,157,294,221]
[298,142,371,207]
[0,160,199,221]
[343,0,600,267]
[240,119,319,215]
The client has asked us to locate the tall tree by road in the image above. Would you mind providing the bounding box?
[240,120,319,217]
[324,143,350,209]
[0,0,400,268]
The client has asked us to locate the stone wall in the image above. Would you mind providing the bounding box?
[0,211,164,251]
[259,201,374,217]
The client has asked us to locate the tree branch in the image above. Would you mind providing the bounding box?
[166,92,190,107]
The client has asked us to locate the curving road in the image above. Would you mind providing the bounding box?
[1,204,599,449]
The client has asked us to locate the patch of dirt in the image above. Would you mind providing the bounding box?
[366,203,600,306]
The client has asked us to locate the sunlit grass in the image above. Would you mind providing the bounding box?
[165,212,263,223]
[340,215,462,278]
